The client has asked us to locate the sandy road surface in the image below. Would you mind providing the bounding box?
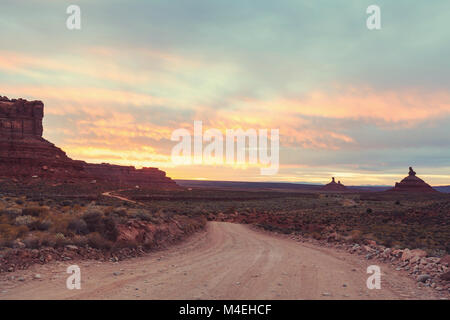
[0,222,441,300]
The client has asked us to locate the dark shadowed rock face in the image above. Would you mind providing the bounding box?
[321,177,348,191]
[390,167,437,193]
[0,96,178,189]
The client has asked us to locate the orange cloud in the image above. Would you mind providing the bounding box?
[0,85,167,114]
[258,88,450,123]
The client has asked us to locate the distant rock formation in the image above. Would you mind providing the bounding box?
[321,177,348,191]
[390,167,437,193]
[0,96,178,189]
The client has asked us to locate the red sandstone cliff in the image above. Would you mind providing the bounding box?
[0,96,178,189]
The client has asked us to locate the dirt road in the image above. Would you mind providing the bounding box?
[0,222,441,299]
[102,190,138,204]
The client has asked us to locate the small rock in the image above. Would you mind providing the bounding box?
[417,274,431,283]
[402,249,427,262]
[34,274,42,279]
[321,292,332,296]
[18,276,25,282]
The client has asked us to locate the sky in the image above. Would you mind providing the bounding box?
[1,0,450,185]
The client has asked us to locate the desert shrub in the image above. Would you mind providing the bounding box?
[115,238,139,250]
[22,206,49,217]
[40,234,56,247]
[72,204,83,212]
[23,235,40,249]
[68,218,89,235]
[0,224,11,236]
[0,238,13,248]
[366,208,373,214]
[72,235,88,247]
[48,214,72,234]
[103,206,114,216]
[60,200,72,207]
[1,208,22,218]
[54,233,68,248]
[0,224,28,240]
[141,238,155,250]
[0,215,9,224]
[102,216,118,241]
[135,210,153,222]
[36,219,52,231]
[350,230,363,241]
[15,199,24,205]
[82,209,103,232]
[112,207,128,217]
[87,232,112,250]
[383,237,394,247]
[15,215,38,227]
[311,232,322,240]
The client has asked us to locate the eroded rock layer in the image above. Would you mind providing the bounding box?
[0,96,178,189]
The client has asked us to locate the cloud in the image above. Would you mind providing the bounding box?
[1,0,450,184]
